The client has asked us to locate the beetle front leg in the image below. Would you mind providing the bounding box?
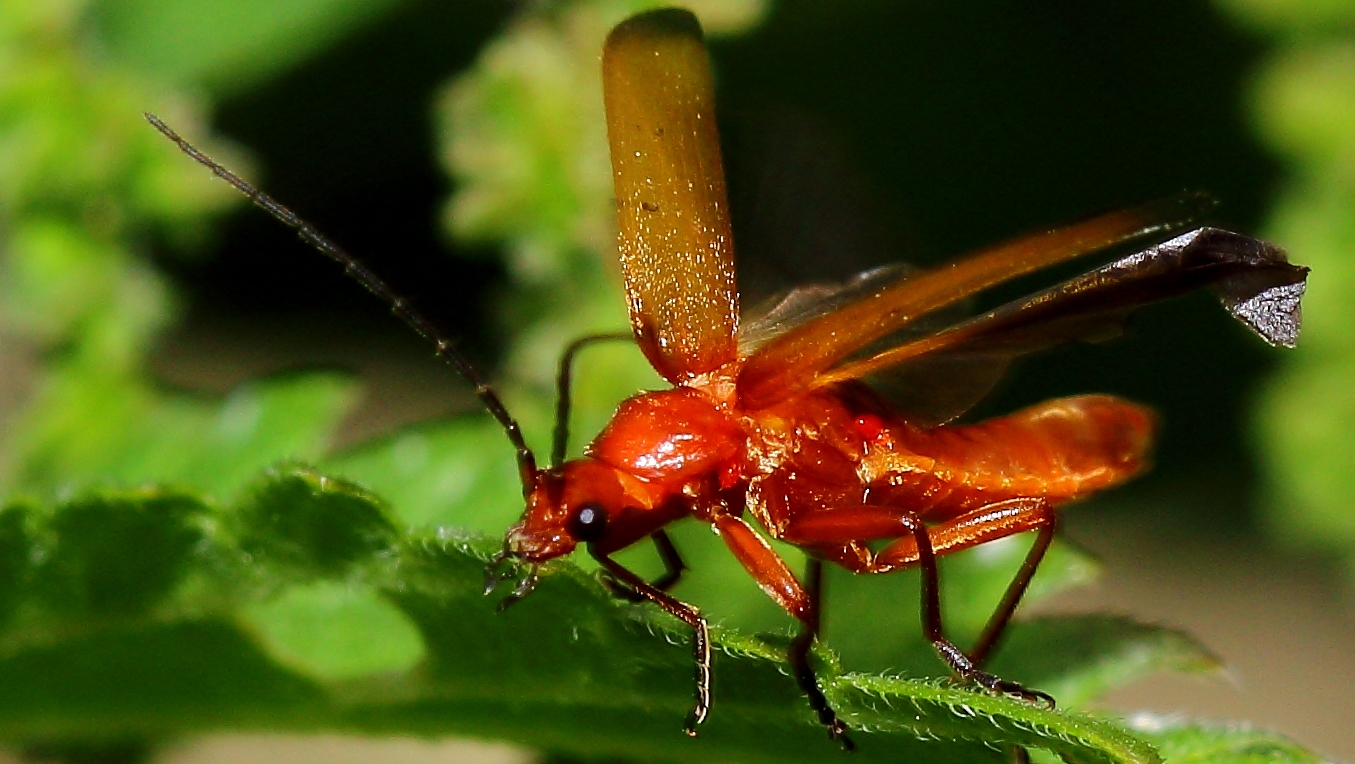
[599,529,688,602]
[711,515,855,750]
[592,549,711,735]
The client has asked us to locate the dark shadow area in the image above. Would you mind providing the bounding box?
[159,0,516,370]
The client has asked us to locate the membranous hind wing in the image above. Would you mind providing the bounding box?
[603,10,739,383]
[735,194,1213,411]
[813,228,1307,421]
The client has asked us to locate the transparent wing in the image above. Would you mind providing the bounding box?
[603,10,738,383]
[813,228,1307,421]
[740,265,913,355]
[735,193,1215,411]
[741,266,1004,427]
[725,107,912,315]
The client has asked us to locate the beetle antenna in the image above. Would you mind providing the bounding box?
[551,333,632,469]
[145,113,538,494]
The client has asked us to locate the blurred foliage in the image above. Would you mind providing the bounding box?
[0,0,258,497]
[0,0,1335,761]
[1222,0,1355,581]
[94,0,403,98]
[1126,716,1331,764]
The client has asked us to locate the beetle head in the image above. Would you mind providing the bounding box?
[484,458,641,609]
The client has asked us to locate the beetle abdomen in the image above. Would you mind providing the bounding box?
[866,395,1155,517]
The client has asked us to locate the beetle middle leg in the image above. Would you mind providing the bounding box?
[788,556,857,751]
[710,513,855,750]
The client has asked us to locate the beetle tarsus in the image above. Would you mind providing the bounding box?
[793,659,855,752]
[968,670,1056,710]
[495,565,540,611]
[483,543,515,596]
[935,639,1058,710]
[792,654,855,750]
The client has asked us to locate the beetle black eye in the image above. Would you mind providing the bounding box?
[568,503,609,542]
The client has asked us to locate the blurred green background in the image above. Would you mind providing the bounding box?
[1,0,1353,761]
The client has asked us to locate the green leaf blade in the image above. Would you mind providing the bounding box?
[233,465,396,579]
[0,476,1329,764]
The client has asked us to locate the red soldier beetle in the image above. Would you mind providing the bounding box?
[147,6,1309,751]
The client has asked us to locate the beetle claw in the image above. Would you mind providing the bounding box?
[970,671,1056,710]
[483,543,518,596]
[495,565,540,610]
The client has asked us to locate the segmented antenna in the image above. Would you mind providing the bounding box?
[144,113,539,494]
[551,333,631,469]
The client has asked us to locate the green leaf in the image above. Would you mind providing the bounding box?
[0,619,325,740]
[325,415,523,534]
[0,474,1241,764]
[1252,45,1355,169]
[119,372,362,501]
[1128,715,1331,764]
[34,490,209,618]
[7,370,360,502]
[1246,45,1355,580]
[242,580,425,680]
[232,466,396,579]
[0,503,33,627]
[1217,0,1355,35]
[386,532,1157,764]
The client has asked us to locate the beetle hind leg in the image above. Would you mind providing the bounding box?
[874,498,1060,698]
[792,499,1059,707]
[969,670,1056,708]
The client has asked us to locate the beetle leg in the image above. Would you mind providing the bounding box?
[789,509,979,693]
[783,501,1056,707]
[600,530,688,602]
[710,515,854,749]
[870,499,1058,669]
[966,508,1056,667]
[790,558,857,751]
[649,529,688,591]
[592,548,710,736]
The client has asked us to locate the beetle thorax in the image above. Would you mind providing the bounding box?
[506,388,745,562]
